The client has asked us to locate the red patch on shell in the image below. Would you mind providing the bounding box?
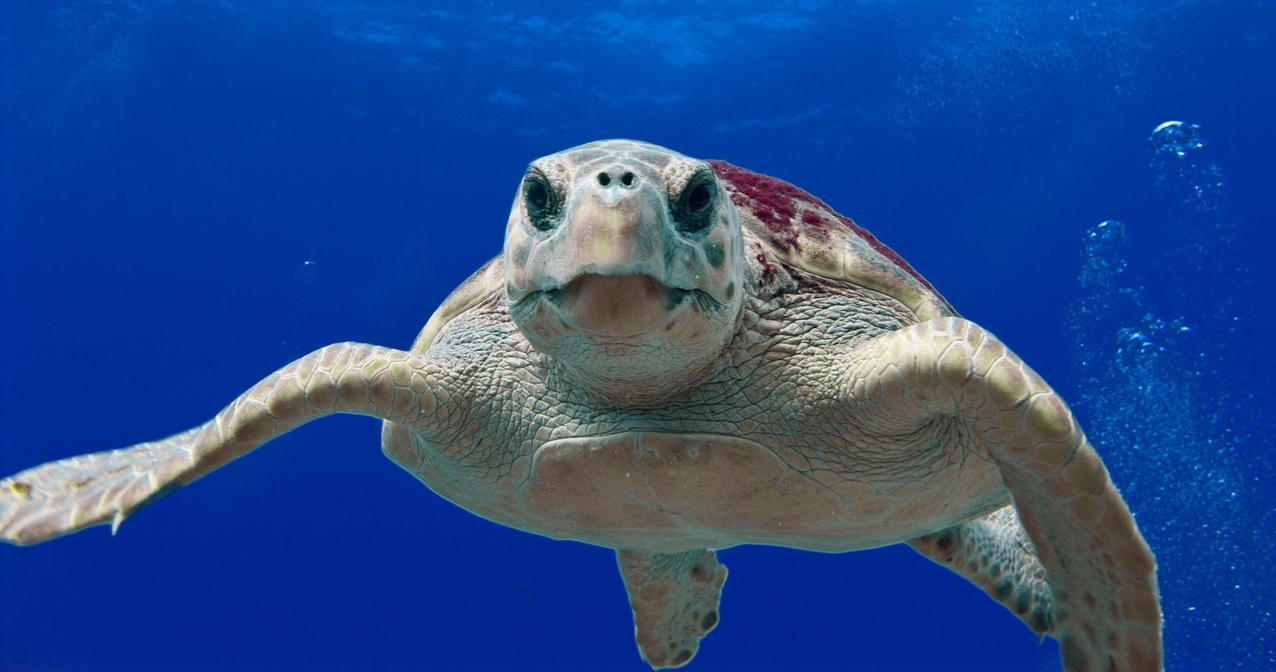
[711,160,803,252]
[708,159,940,296]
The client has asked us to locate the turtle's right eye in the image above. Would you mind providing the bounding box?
[674,171,716,234]
[523,172,558,230]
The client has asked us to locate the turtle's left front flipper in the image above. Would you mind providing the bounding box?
[842,318,1161,671]
[616,549,727,670]
[1,342,448,546]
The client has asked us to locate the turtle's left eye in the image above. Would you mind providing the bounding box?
[686,183,712,213]
[675,173,716,233]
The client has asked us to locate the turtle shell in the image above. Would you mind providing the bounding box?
[708,160,955,321]
[409,256,503,354]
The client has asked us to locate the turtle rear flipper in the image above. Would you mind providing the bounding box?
[616,549,727,670]
[909,505,1055,636]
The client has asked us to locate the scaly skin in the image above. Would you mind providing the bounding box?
[0,140,1160,671]
[617,549,727,669]
[844,317,1161,671]
[0,343,450,545]
[910,506,1056,636]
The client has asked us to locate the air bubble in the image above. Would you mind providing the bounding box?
[298,259,319,279]
[1150,120,1224,214]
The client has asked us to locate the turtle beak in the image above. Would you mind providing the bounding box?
[542,182,686,337]
[511,166,691,301]
[557,176,667,279]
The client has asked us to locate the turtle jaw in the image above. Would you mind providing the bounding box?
[510,273,735,405]
[544,273,698,338]
[510,271,722,344]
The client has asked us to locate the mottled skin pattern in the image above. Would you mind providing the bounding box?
[0,140,1161,670]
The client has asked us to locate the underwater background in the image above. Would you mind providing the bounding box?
[2,1,1274,670]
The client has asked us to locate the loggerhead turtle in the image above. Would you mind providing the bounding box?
[1,140,1160,670]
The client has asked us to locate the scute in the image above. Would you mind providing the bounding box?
[709,160,956,321]
[409,256,504,354]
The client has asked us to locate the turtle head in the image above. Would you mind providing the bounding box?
[503,140,745,404]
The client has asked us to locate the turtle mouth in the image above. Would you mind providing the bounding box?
[550,273,690,337]
[515,273,716,338]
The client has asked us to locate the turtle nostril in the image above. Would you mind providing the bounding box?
[597,172,611,186]
[620,172,635,187]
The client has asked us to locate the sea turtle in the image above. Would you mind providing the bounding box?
[1,140,1161,670]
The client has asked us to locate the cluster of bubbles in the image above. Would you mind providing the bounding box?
[1069,123,1273,667]
[1149,121,1226,216]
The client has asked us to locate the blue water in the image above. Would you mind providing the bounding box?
[2,1,1273,670]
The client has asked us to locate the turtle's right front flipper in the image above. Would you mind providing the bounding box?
[1,426,205,545]
[1,342,449,546]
